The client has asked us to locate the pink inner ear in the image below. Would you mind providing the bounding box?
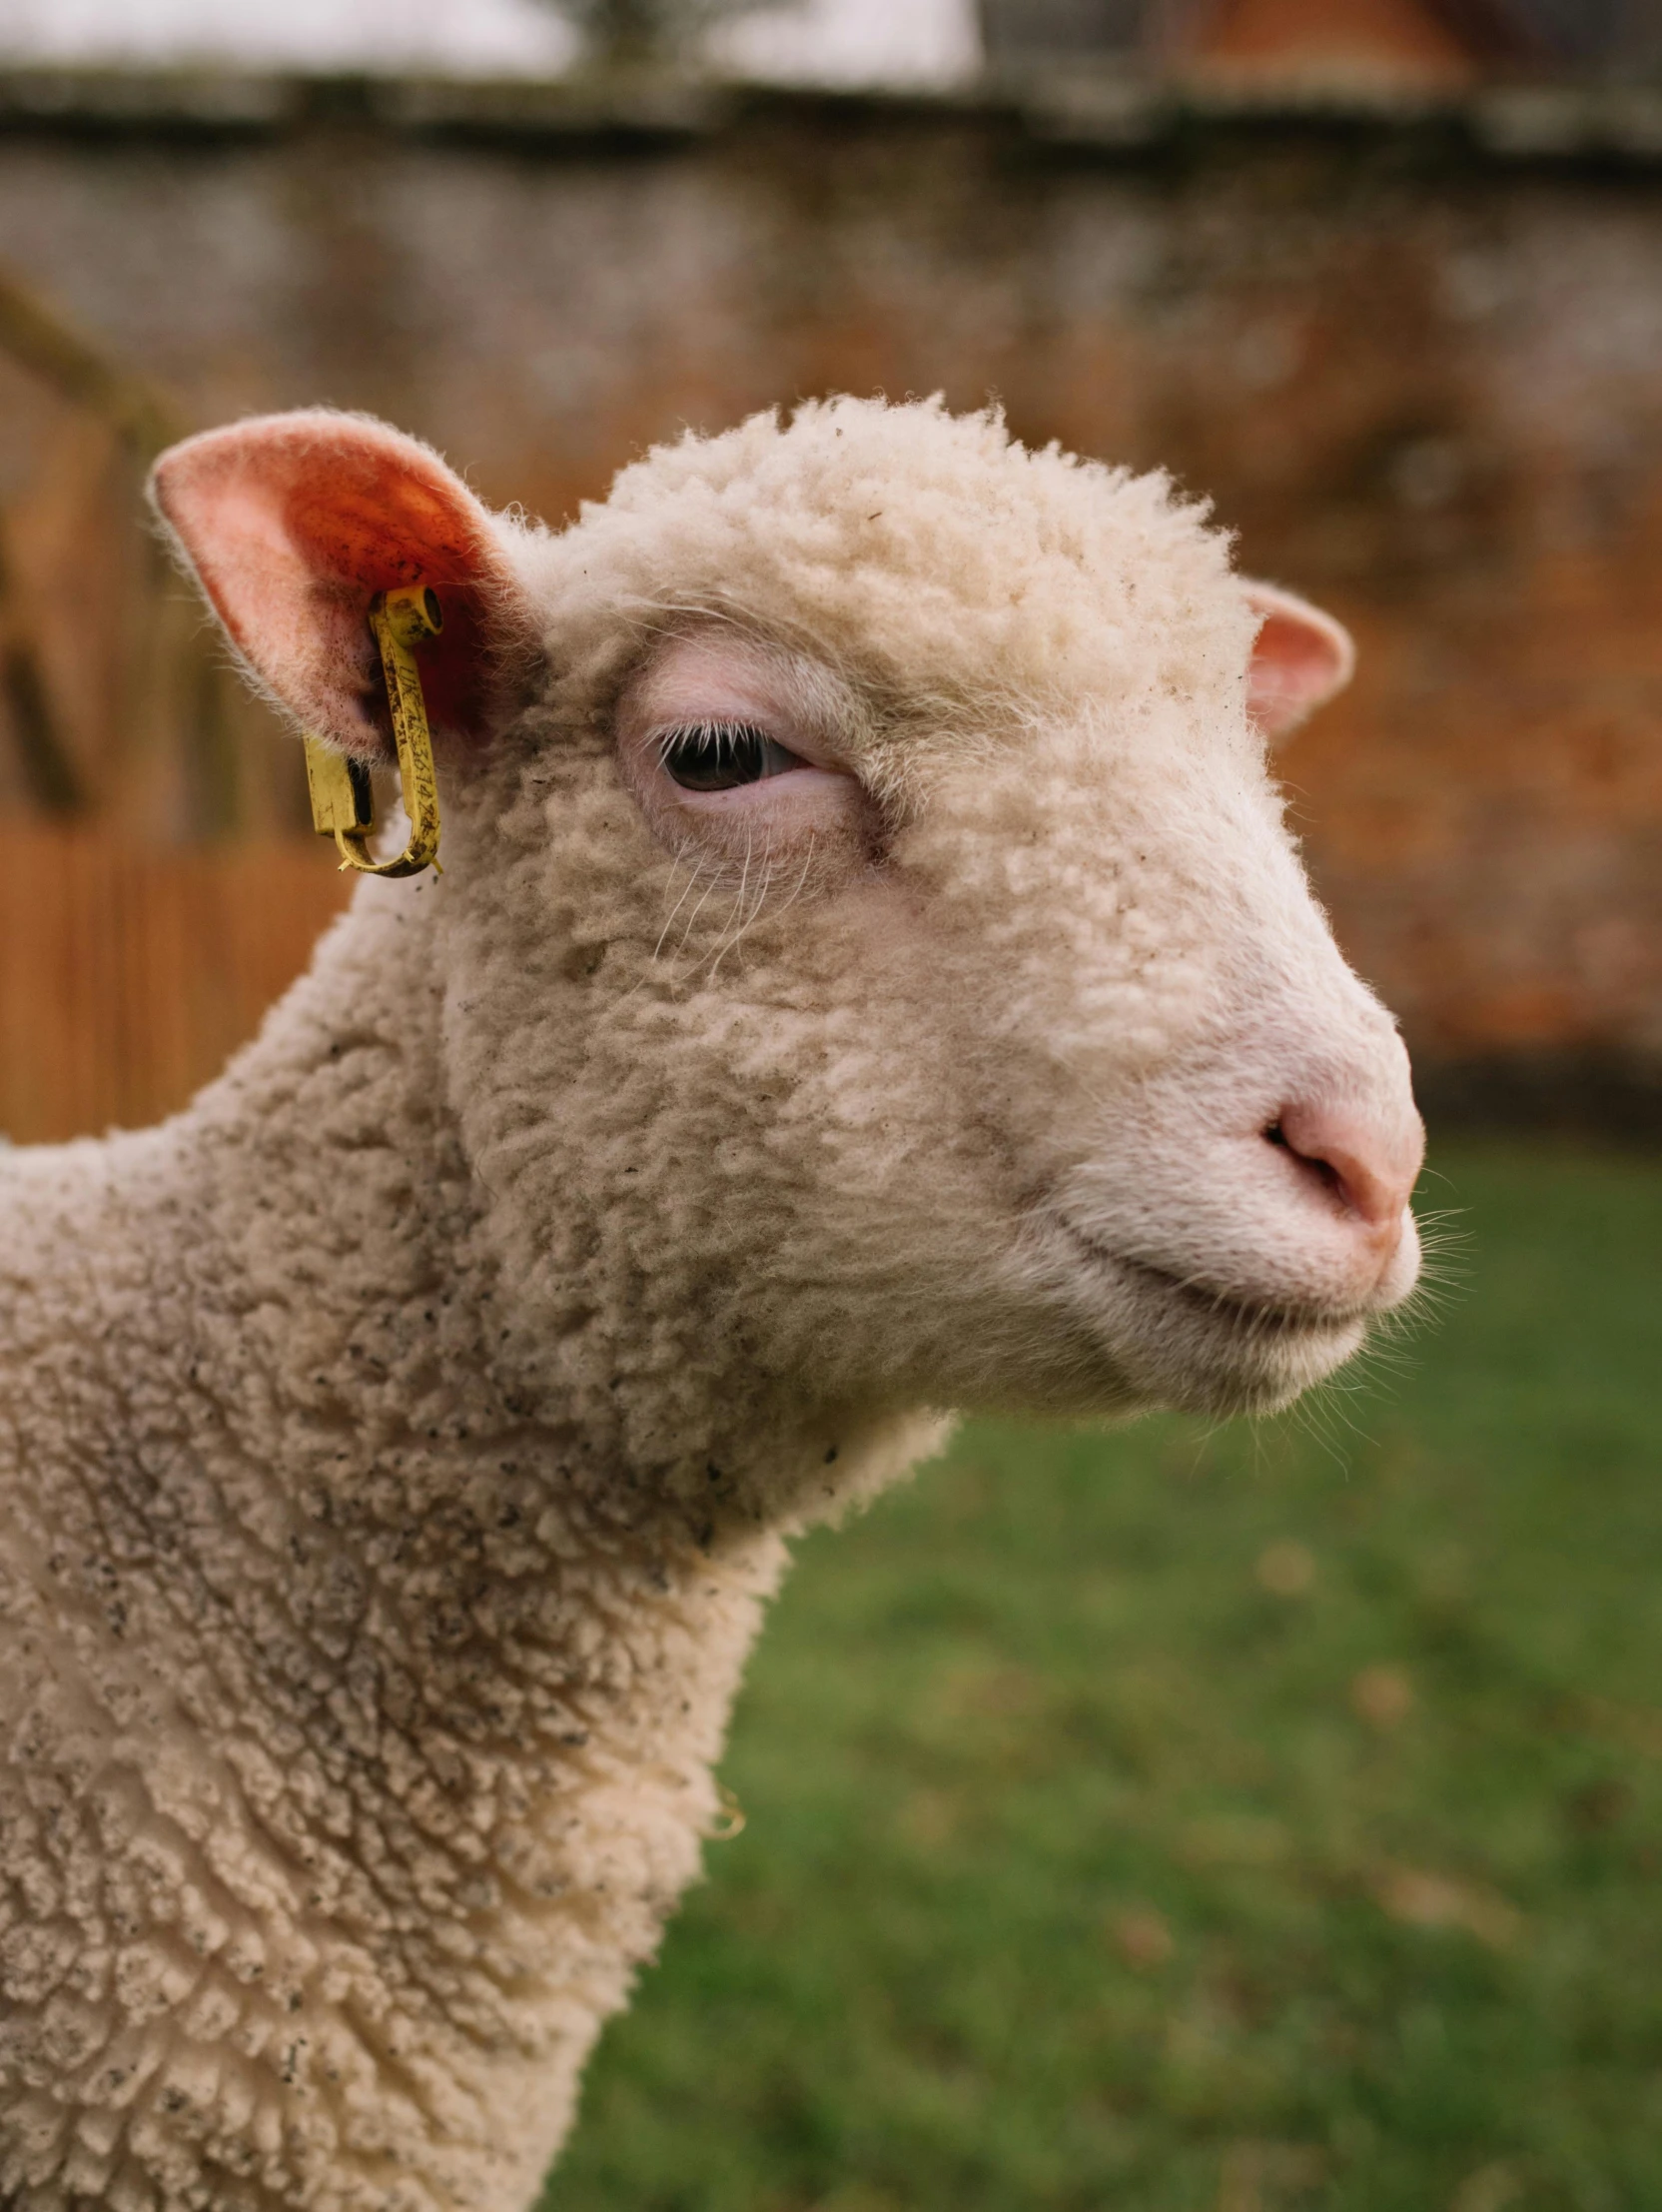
[151,413,528,757]
[1245,582,1355,743]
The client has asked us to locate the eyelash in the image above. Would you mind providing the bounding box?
[656,720,806,792]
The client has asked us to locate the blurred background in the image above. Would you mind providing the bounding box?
[0,2,1657,2206]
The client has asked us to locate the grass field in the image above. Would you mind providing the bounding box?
[545,1146,1662,2212]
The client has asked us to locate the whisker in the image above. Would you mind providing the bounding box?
[699,828,755,982]
[674,866,725,958]
[706,829,772,980]
[652,852,704,963]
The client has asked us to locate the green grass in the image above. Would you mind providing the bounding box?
[545,1147,1662,2212]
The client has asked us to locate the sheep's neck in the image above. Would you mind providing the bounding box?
[0,875,954,2207]
[0,885,814,2204]
[6,882,921,1735]
[158,877,801,1653]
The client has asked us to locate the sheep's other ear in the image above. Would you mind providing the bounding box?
[149,411,538,761]
[1244,580,1355,743]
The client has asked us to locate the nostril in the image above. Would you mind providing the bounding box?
[1264,1117,1346,1205]
[1270,1098,1423,1235]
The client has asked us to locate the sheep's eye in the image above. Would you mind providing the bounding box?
[659,721,805,792]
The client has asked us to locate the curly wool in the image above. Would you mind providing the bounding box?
[529,395,1249,741]
[1,399,1369,2212]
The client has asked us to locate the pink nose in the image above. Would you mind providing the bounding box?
[1273,1094,1424,1252]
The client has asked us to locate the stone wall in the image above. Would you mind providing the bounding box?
[0,71,1659,1116]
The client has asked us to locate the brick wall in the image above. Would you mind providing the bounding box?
[0,74,1658,1130]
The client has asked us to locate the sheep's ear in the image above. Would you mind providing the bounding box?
[1244,580,1355,743]
[149,411,537,761]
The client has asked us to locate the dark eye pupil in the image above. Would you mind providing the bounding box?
[661,722,800,791]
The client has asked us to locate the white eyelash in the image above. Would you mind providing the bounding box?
[653,719,770,765]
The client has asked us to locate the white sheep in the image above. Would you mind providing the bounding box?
[0,397,1422,2212]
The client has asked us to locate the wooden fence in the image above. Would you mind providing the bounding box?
[0,825,351,1143]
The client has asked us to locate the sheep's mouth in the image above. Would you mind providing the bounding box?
[1116,1254,1359,1340]
[1048,1219,1371,1414]
[1055,1220,1362,1338]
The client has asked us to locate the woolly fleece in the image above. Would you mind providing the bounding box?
[0,398,1418,2212]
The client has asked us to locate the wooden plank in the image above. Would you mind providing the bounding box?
[0,825,350,1144]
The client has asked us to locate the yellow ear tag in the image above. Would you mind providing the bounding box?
[303,584,443,878]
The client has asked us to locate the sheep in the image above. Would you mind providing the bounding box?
[0,396,1422,2212]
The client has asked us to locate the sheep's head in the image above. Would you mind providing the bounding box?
[153,399,1421,1445]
